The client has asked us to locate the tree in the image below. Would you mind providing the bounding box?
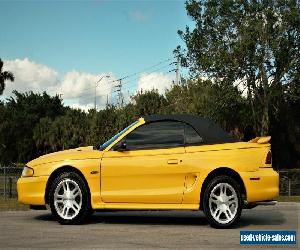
[0,58,14,95]
[165,79,249,132]
[132,89,168,116]
[0,91,65,163]
[178,0,300,136]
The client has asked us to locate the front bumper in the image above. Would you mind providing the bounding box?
[17,176,48,205]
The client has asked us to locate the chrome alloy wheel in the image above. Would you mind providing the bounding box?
[209,182,238,224]
[54,179,82,220]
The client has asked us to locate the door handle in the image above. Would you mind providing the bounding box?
[167,159,179,165]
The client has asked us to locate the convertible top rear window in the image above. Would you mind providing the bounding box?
[144,114,236,145]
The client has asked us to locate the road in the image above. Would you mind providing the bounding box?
[0,202,299,249]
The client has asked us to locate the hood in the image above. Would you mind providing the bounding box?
[27,146,102,167]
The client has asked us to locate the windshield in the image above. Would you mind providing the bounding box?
[99,120,139,150]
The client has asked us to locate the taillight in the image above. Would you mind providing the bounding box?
[265,151,272,164]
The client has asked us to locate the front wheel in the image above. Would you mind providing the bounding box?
[203,175,242,228]
[49,172,91,225]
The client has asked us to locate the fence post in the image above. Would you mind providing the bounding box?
[8,177,12,198]
[288,179,291,196]
[4,166,6,200]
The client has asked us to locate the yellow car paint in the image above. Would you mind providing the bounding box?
[17,117,279,210]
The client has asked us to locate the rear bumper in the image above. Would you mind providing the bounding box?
[240,168,279,203]
[17,176,48,205]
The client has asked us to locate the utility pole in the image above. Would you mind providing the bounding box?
[94,83,97,110]
[175,55,181,85]
[116,79,123,108]
[94,75,110,110]
[106,94,109,107]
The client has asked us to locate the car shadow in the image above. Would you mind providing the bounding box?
[237,209,286,228]
[35,211,209,226]
[88,211,209,226]
[34,209,286,227]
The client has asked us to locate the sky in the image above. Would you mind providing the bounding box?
[0,0,192,110]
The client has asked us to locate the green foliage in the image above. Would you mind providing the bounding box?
[132,90,168,116]
[0,58,14,95]
[0,91,64,163]
[179,0,300,135]
[165,80,250,131]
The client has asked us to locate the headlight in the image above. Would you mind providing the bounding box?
[22,166,34,177]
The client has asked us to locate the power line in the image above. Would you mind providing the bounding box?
[68,69,175,108]
[112,69,175,94]
[76,57,174,93]
[64,63,175,101]
[110,57,173,83]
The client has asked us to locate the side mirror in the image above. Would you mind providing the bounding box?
[115,141,127,152]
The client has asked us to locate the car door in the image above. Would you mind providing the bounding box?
[101,121,186,204]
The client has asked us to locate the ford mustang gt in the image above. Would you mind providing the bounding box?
[17,114,279,228]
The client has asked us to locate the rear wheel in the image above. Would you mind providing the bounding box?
[203,175,242,228]
[49,172,91,225]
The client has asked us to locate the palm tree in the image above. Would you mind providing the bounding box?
[0,58,14,95]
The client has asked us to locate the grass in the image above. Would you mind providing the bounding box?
[277,196,300,202]
[0,198,28,211]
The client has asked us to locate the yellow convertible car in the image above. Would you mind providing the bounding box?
[17,114,279,228]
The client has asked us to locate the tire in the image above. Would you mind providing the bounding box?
[49,172,91,225]
[203,175,242,228]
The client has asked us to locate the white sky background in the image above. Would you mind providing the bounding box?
[2,58,175,112]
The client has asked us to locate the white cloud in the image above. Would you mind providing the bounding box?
[3,58,59,96]
[2,58,176,111]
[67,102,95,113]
[2,58,116,111]
[137,72,175,95]
[59,71,115,108]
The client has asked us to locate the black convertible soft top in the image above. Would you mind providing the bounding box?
[143,114,237,145]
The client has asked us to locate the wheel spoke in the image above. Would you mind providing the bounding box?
[227,195,235,200]
[62,206,67,216]
[209,197,218,205]
[228,199,237,206]
[216,210,222,220]
[71,202,80,213]
[213,207,220,217]
[55,200,64,204]
[66,181,70,192]
[219,184,224,195]
[72,188,80,197]
[223,184,227,195]
[66,207,70,217]
[225,208,232,219]
[55,194,64,200]
[211,193,219,200]
[63,182,67,192]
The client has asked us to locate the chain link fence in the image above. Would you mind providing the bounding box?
[278,169,300,196]
[0,165,23,199]
[0,165,26,210]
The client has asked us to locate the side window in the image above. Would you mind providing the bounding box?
[124,121,184,150]
[185,124,204,145]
